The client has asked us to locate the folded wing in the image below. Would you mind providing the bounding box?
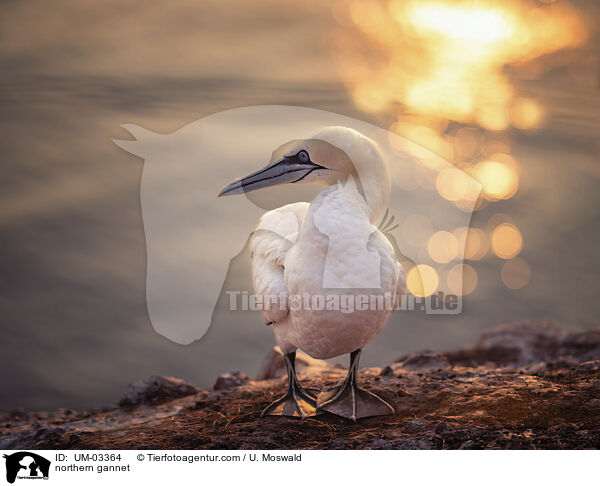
[249,202,309,325]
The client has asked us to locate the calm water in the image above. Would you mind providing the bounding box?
[1,0,598,410]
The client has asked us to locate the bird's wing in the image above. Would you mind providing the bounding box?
[396,261,407,297]
[377,210,408,298]
[249,202,309,324]
[369,227,407,300]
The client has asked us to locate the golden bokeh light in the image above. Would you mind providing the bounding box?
[466,228,490,260]
[454,226,489,260]
[454,127,485,160]
[407,264,439,297]
[447,263,478,295]
[332,0,586,128]
[486,212,515,233]
[390,123,452,168]
[453,226,468,248]
[491,222,523,259]
[485,139,511,156]
[455,195,487,213]
[471,156,519,200]
[330,0,577,297]
[510,97,544,129]
[404,4,513,43]
[501,257,531,289]
[436,167,481,202]
[427,230,459,263]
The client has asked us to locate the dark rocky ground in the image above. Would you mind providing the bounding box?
[1,322,599,449]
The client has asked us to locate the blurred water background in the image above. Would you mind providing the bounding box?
[0,0,598,410]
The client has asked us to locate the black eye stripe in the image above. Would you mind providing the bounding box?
[283,151,327,170]
[284,151,310,162]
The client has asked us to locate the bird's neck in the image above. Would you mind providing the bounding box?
[310,169,390,226]
[359,172,390,224]
[328,171,389,224]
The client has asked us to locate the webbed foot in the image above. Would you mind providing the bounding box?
[261,351,320,419]
[316,349,394,421]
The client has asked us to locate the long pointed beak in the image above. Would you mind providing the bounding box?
[218,156,325,197]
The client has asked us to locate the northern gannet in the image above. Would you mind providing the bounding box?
[218,126,405,421]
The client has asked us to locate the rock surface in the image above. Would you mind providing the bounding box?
[118,375,200,407]
[213,371,251,391]
[1,322,599,450]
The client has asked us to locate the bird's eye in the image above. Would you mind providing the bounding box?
[298,150,309,163]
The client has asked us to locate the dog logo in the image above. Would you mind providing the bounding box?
[3,452,50,483]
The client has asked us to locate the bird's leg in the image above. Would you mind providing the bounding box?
[261,351,319,419]
[317,349,394,421]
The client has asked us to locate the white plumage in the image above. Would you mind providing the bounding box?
[250,187,404,360]
[247,127,405,359]
[220,126,405,420]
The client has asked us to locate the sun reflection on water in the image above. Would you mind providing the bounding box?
[334,0,585,128]
[332,0,587,293]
